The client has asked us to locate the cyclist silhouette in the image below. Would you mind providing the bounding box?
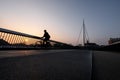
[42,30,50,46]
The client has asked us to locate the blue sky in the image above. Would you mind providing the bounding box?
[0,0,120,45]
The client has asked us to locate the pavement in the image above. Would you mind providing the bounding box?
[0,50,120,80]
[92,51,120,80]
[0,50,92,80]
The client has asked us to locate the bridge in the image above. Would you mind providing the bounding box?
[0,28,73,49]
[0,28,120,80]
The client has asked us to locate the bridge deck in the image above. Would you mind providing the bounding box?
[0,50,120,80]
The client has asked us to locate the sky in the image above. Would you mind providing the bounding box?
[0,0,120,45]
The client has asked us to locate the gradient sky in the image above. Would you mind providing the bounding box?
[0,0,120,45]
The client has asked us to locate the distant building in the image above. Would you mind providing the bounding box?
[108,38,120,44]
[85,42,99,47]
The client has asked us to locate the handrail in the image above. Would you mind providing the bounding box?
[0,28,72,49]
[0,28,42,39]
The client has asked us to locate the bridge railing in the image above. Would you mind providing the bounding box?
[0,28,72,49]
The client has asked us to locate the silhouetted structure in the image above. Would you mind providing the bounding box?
[108,38,120,44]
[0,39,9,45]
[98,38,120,52]
[85,42,100,50]
[77,20,89,46]
[99,43,120,52]
[0,28,72,49]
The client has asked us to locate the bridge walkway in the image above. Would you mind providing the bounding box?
[0,50,120,80]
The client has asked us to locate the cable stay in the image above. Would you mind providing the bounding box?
[76,19,89,46]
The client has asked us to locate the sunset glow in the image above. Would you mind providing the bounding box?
[25,39,28,42]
